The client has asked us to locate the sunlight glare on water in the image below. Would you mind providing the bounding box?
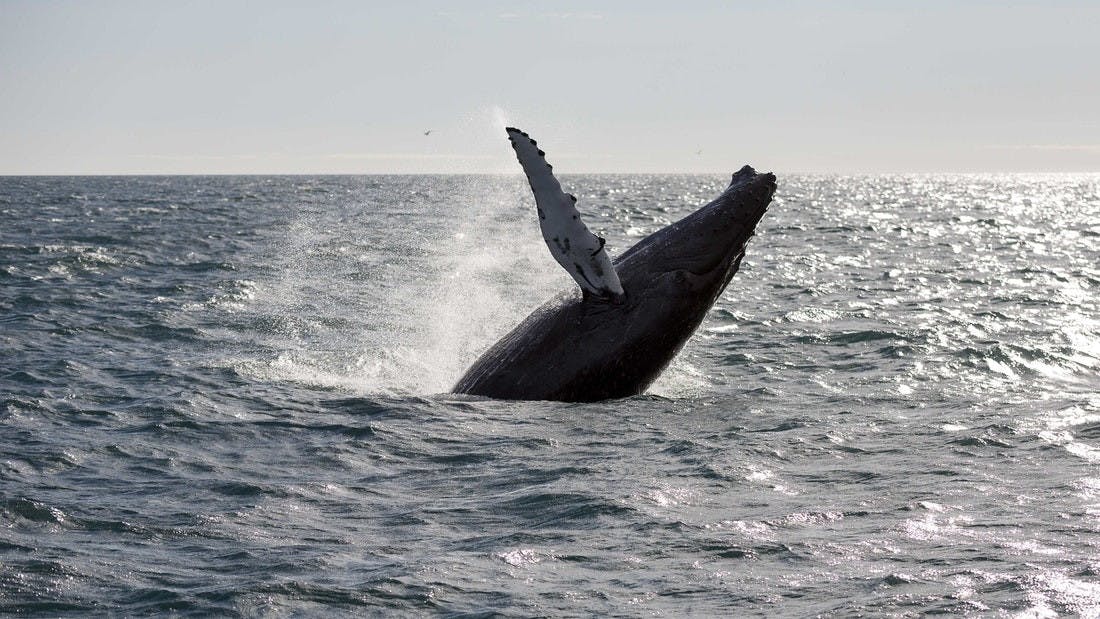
[1,173,1098,615]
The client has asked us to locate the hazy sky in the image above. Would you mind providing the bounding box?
[2,1,1098,174]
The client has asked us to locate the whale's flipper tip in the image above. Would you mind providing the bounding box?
[505,126,625,300]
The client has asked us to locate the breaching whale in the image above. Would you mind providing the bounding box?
[452,127,776,402]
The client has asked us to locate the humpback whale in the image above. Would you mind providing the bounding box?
[452,127,776,402]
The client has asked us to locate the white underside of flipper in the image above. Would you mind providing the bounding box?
[506,127,625,301]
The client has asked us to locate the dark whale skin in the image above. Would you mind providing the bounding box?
[453,166,776,402]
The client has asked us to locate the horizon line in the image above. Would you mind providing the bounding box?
[3,169,1099,178]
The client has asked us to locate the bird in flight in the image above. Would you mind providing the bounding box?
[424,130,432,136]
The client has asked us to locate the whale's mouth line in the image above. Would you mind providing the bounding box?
[665,245,742,284]
[649,231,744,281]
[687,255,740,282]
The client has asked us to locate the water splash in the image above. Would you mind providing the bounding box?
[490,104,511,134]
[219,174,559,396]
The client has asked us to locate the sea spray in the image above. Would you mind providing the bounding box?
[405,174,560,392]
[221,174,561,395]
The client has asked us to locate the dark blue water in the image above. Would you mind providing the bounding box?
[2,174,1099,616]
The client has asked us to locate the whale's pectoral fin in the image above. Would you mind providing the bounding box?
[506,127,625,302]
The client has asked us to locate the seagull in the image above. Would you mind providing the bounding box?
[424,130,432,136]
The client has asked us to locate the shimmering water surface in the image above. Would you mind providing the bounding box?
[2,174,1099,616]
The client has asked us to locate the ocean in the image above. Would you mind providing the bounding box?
[1,173,1098,616]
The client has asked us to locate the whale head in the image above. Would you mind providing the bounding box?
[614,165,776,311]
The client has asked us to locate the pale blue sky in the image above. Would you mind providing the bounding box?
[2,1,1098,174]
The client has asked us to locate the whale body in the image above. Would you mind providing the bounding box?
[452,129,776,402]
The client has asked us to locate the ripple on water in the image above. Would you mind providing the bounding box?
[1,174,1099,615]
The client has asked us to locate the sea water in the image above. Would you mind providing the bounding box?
[2,173,1098,616]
